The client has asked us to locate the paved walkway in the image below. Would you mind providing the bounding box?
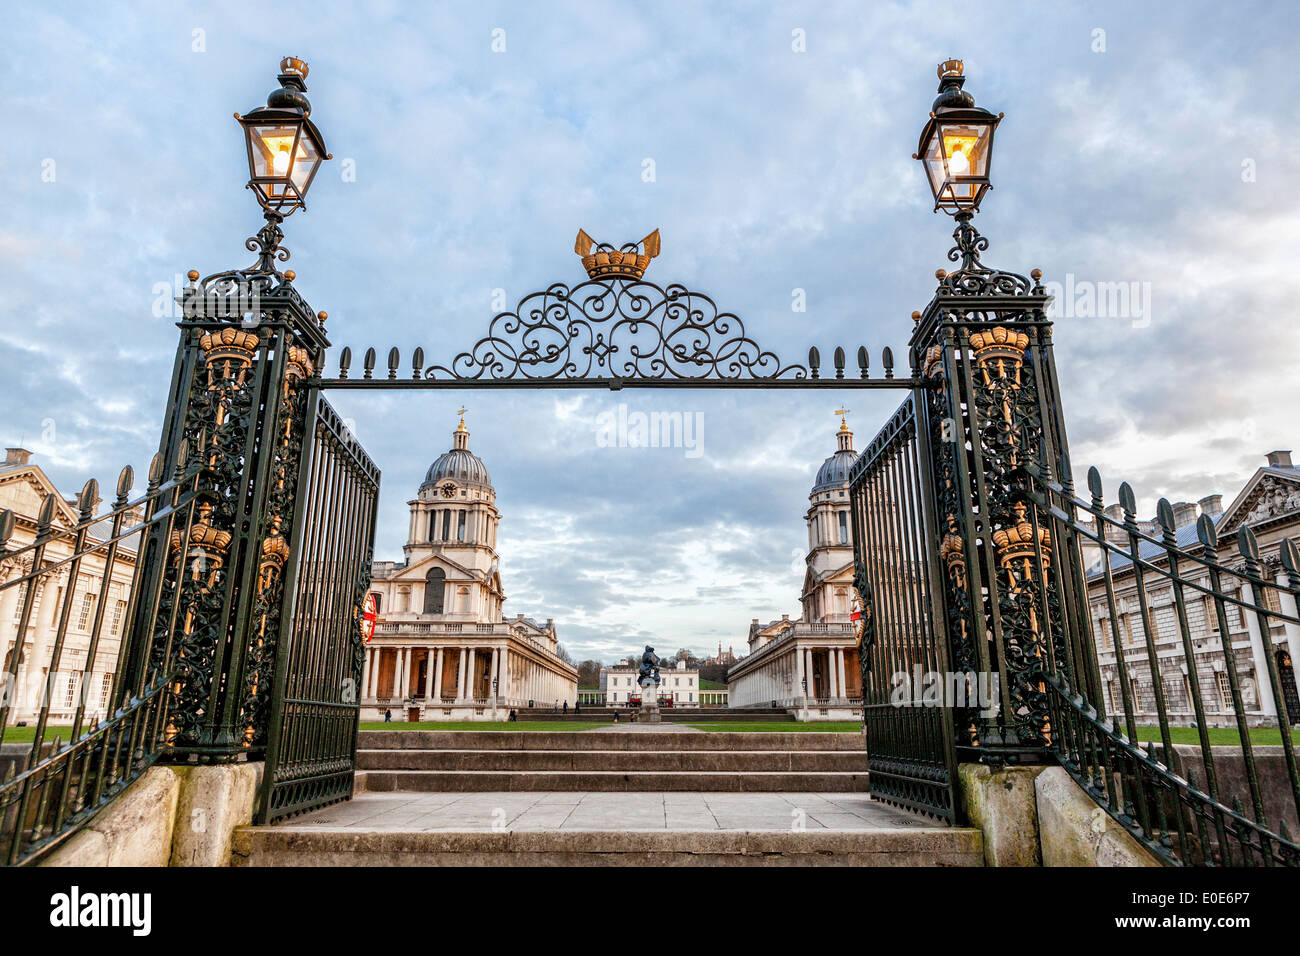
[282,792,931,831]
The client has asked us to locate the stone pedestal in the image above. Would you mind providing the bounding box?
[640,684,661,723]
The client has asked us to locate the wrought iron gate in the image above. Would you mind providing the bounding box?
[849,395,958,820]
[258,395,380,823]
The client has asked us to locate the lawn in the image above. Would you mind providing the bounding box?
[1132,725,1300,747]
[359,721,614,732]
[2,726,74,745]
[689,721,864,733]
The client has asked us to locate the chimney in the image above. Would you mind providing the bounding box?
[1266,450,1293,468]
[515,613,524,621]
[1172,502,1198,528]
[1198,494,1223,518]
[781,613,790,621]
[5,448,32,466]
[1103,503,1124,522]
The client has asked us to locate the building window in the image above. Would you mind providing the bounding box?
[101,673,113,709]
[1216,672,1233,711]
[838,511,848,545]
[62,674,77,708]
[370,592,382,613]
[1120,613,1135,645]
[77,592,97,631]
[442,511,451,540]
[423,569,445,614]
[110,600,127,636]
[457,511,466,542]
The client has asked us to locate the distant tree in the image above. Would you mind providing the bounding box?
[698,661,730,685]
[555,643,575,666]
[676,648,691,661]
[577,659,603,688]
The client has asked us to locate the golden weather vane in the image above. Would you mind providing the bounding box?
[835,407,851,428]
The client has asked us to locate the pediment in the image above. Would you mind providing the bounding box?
[0,467,80,527]
[394,552,476,581]
[1217,469,1300,535]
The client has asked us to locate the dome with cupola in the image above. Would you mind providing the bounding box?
[420,414,493,493]
[811,414,857,494]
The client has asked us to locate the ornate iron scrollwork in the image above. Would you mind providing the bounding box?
[423,279,810,383]
[937,213,1035,298]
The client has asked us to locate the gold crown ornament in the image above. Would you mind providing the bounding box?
[575,229,661,280]
[992,502,1052,570]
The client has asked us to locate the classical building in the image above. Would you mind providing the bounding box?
[360,415,577,721]
[727,416,864,720]
[597,660,708,707]
[0,448,140,726]
[1088,450,1300,727]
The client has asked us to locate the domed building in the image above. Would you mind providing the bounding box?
[726,413,864,720]
[361,413,577,721]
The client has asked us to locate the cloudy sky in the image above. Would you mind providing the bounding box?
[3,1,1297,664]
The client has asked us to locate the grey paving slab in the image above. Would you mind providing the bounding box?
[279,791,939,833]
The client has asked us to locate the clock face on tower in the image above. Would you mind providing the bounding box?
[440,483,456,498]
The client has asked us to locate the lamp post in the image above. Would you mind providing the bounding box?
[234,57,332,271]
[154,57,335,762]
[899,59,1075,761]
[914,59,1001,218]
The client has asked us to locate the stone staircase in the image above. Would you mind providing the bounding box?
[233,731,986,865]
[356,730,867,792]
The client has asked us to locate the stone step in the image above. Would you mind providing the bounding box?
[232,827,981,866]
[359,730,865,752]
[357,769,870,792]
[358,748,867,773]
[512,712,795,722]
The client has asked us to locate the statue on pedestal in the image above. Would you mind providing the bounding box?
[638,645,662,689]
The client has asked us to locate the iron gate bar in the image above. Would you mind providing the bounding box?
[317,378,921,389]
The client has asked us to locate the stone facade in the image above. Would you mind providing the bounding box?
[361,417,577,721]
[1087,450,1300,727]
[727,418,863,720]
[0,448,141,727]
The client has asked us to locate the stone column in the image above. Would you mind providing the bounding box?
[423,648,435,700]
[433,646,444,700]
[794,645,804,702]
[467,648,477,700]
[0,563,22,650]
[397,648,410,699]
[361,648,372,701]
[1277,572,1300,712]
[456,647,468,701]
[25,573,66,712]
[490,647,500,706]
[499,646,509,705]
[1243,587,1278,717]
[836,649,847,701]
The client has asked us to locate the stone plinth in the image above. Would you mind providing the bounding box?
[640,685,661,723]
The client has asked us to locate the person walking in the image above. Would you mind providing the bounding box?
[562,700,569,715]
[384,708,392,723]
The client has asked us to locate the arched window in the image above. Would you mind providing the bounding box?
[423,568,445,614]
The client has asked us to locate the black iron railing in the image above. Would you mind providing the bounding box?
[1026,459,1300,865]
[0,452,202,865]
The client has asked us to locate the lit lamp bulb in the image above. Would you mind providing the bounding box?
[948,146,969,175]
[272,145,292,175]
